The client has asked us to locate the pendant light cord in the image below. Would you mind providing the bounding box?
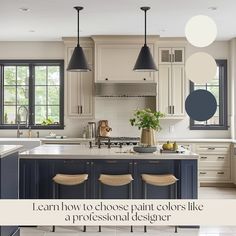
[144,9,147,46]
[77,9,80,46]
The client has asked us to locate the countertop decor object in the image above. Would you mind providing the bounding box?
[133,6,157,71]
[67,6,91,72]
[130,109,164,151]
[133,146,157,153]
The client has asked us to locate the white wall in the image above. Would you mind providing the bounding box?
[0,40,233,138]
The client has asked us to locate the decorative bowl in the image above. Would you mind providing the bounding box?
[133,146,157,153]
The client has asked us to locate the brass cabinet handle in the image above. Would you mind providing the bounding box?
[147,161,160,164]
[208,147,215,150]
[217,172,224,175]
[200,172,207,175]
[218,156,225,159]
[168,105,171,114]
[105,160,117,164]
[80,106,83,114]
[200,156,208,159]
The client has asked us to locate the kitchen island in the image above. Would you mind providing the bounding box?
[0,145,22,236]
[19,145,198,200]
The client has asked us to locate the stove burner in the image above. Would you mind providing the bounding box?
[97,136,140,148]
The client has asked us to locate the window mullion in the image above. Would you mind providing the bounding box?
[28,64,35,126]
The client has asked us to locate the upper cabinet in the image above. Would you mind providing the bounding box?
[157,46,185,118]
[92,36,158,83]
[64,38,94,119]
[159,47,185,65]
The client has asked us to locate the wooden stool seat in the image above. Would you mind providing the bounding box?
[99,174,133,186]
[141,174,178,186]
[53,174,88,186]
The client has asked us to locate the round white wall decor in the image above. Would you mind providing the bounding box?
[185,52,217,84]
[185,15,217,47]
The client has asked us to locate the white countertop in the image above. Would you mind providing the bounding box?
[0,145,23,158]
[157,138,233,143]
[20,145,198,160]
[40,138,95,143]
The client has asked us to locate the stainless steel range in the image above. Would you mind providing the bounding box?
[97,136,140,148]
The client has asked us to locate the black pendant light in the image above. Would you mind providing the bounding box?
[134,7,157,71]
[67,6,91,72]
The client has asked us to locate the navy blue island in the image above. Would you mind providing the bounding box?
[19,145,198,200]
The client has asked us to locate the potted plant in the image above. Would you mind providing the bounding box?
[130,109,164,152]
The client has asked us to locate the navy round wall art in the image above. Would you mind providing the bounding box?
[185,89,217,121]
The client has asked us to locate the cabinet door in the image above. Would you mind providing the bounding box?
[158,48,172,64]
[67,47,94,118]
[93,160,133,199]
[51,159,91,199]
[171,65,185,117]
[158,65,171,115]
[134,160,175,199]
[172,48,184,64]
[19,160,38,199]
[96,44,154,82]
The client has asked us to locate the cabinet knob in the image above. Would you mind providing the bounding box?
[105,78,108,81]
[143,78,146,81]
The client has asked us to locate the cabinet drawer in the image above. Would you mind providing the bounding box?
[196,144,229,154]
[199,169,230,181]
[199,154,229,168]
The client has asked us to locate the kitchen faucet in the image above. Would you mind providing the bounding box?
[17,105,29,138]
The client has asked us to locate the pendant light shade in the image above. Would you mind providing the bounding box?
[134,7,157,72]
[67,6,91,72]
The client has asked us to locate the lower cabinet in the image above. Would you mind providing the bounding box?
[0,153,19,236]
[19,159,198,200]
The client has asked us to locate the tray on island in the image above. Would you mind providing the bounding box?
[160,149,184,153]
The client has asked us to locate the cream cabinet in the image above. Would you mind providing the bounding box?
[159,47,184,65]
[158,64,185,117]
[66,46,94,118]
[196,143,231,183]
[93,36,158,83]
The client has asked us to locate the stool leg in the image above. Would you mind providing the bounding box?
[83,181,87,232]
[143,182,147,233]
[129,182,133,233]
[52,182,56,232]
[98,182,102,232]
[174,182,178,233]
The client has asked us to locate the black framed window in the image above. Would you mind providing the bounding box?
[0,60,64,129]
[190,60,227,130]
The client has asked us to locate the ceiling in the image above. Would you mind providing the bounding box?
[0,0,236,41]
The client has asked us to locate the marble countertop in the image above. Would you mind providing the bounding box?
[0,145,23,158]
[19,144,199,160]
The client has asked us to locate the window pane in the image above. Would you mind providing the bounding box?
[4,106,16,124]
[35,106,46,124]
[48,86,60,105]
[48,66,60,85]
[17,86,29,105]
[207,86,219,104]
[35,66,47,85]
[35,86,46,105]
[4,86,16,105]
[48,106,59,123]
[4,66,16,85]
[17,66,29,85]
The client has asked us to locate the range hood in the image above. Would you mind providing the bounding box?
[95,83,157,97]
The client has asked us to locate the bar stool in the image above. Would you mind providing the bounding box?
[141,174,178,233]
[98,174,134,233]
[52,173,88,232]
